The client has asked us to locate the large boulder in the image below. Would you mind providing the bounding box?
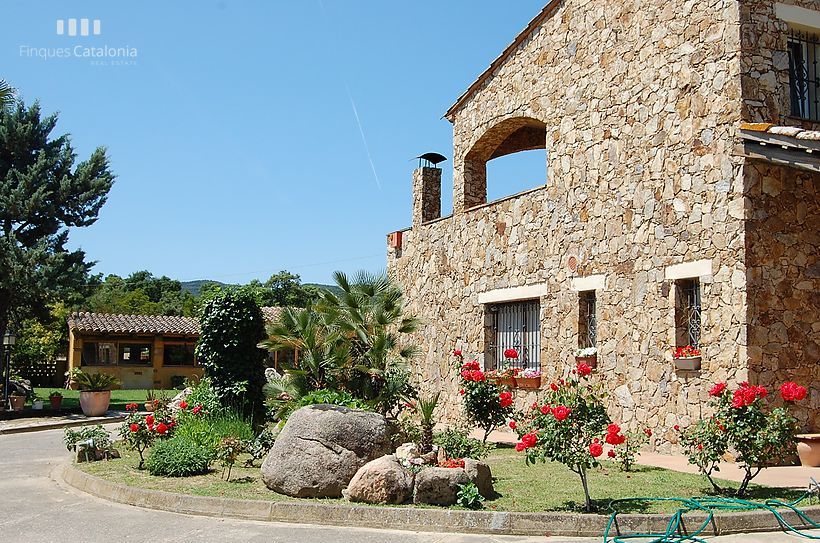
[261,404,392,498]
[413,467,470,506]
[463,458,494,498]
[344,454,414,504]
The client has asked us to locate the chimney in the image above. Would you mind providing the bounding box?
[412,153,446,227]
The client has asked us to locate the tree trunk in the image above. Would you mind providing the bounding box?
[578,467,593,512]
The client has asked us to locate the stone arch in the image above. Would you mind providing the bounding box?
[461,117,547,209]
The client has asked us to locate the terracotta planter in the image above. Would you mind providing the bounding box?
[50,396,63,410]
[673,356,701,371]
[498,377,516,388]
[79,390,111,417]
[9,395,25,411]
[796,434,820,467]
[516,376,541,390]
[144,402,156,412]
[575,355,597,368]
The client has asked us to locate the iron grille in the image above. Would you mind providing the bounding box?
[487,300,540,370]
[580,291,597,349]
[788,30,820,121]
[677,280,701,348]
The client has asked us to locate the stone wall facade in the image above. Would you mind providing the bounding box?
[387,0,820,449]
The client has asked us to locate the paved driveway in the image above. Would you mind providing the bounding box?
[0,426,815,543]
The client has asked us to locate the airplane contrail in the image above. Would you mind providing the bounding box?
[346,85,382,191]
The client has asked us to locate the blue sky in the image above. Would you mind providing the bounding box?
[2,1,547,285]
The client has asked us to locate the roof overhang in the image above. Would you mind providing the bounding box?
[739,123,820,174]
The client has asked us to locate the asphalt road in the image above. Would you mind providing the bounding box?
[0,426,815,543]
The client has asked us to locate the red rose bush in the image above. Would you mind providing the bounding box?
[679,380,806,497]
[455,351,514,443]
[511,361,610,512]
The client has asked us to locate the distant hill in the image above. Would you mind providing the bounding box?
[180,280,343,297]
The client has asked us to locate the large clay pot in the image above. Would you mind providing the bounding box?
[796,434,820,467]
[673,356,701,371]
[79,390,111,417]
[9,395,25,411]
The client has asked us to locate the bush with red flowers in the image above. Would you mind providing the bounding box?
[454,351,514,443]
[512,360,610,512]
[672,345,701,359]
[606,424,650,472]
[680,380,805,497]
[118,404,176,469]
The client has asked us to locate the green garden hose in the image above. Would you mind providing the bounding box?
[603,479,820,543]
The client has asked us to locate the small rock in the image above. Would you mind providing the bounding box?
[345,454,414,504]
[413,467,470,506]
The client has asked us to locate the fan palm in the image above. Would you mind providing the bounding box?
[416,392,440,454]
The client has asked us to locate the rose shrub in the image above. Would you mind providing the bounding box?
[455,351,514,443]
[118,403,176,469]
[606,424,651,472]
[680,380,805,496]
[512,361,610,511]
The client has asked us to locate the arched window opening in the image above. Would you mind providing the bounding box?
[462,117,547,209]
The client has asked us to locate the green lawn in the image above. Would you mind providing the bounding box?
[77,446,802,514]
[34,388,175,411]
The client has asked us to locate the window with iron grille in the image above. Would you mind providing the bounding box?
[486,300,540,370]
[788,29,820,121]
[578,291,597,349]
[675,279,701,348]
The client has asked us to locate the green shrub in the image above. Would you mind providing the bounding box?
[174,409,254,457]
[64,425,112,452]
[434,427,492,460]
[184,377,222,413]
[296,388,368,410]
[146,436,212,477]
[456,482,485,509]
[195,289,267,420]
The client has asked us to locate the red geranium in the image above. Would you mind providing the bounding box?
[608,449,617,458]
[589,442,603,457]
[709,382,727,397]
[509,420,517,430]
[552,405,571,421]
[576,362,592,377]
[540,404,551,415]
[503,348,519,359]
[126,403,139,411]
[780,381,807,402]
[453,349,462,357]
[499,391,513,408]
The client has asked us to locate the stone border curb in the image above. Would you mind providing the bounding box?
[58,462,820,537]
[0,414,126,435]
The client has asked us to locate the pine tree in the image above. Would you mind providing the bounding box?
[0,100,115,340]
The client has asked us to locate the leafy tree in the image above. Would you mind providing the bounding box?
[83,271,195,316]
[263,270,318,307]
[0,100,114,341]
[11,302,69,373]
[195,289,267,422]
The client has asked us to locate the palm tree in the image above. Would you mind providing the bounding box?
[416,392,440,454]
[0,80,16,112]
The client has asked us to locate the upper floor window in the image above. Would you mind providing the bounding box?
[486,300,540,370]
[675,279,701,348]
[578,291,597,349]
[788,29,820,121]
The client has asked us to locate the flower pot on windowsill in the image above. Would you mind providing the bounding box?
[144,401,156,412]
[673,356,701,371]
[516,376,541,390]
[796,434,820,467]
[575,355,597,369]
[79,390,111,417]
[498,377,516,388]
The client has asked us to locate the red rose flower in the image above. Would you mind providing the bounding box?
[129,423,140,432]
[576,362,592,377]
[552,405,571,421]
[470,370,485,382]
[540,405,551,415]
[145,414,155,426]
[644,428,652,437]
[192,405,202,415]
[550,382,559,391]
[709,382,727,397]
[515,442,526,452]
[499,391,513,408]
[755,386,768,399]
[608,449,617,458]
[509,420,517,430]
[155,422,168,435]
[453,349,462,357]
[460,370,472,381]
[606,423,621,435]
[673,424,680,431]
[605,432,626,445]
[697,443,703,450]
[589,442,603,457]
[179,401,188,409]
[521,432,538,448]
[459,389,465,395]
[503,348,519,359]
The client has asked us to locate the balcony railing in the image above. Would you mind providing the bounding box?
[788,29,820,121]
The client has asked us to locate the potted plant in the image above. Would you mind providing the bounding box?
[144,389,157,412]
[31,394,44,410]
[516,368,542,390]
[69,369,119,416]
[574,347,597,368]
[49,390,63,410]
[672,345,701,370]
[9,393,26,411]
[497,366,519,387]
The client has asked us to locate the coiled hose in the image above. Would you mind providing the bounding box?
[603,478,820,542]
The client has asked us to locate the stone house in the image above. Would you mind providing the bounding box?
[68,307,296,389]
[387,0,819,445]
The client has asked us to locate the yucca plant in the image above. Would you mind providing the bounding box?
[69,368,119,391]
[416,392,440,454]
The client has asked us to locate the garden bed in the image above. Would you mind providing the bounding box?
[75,447,802,514]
